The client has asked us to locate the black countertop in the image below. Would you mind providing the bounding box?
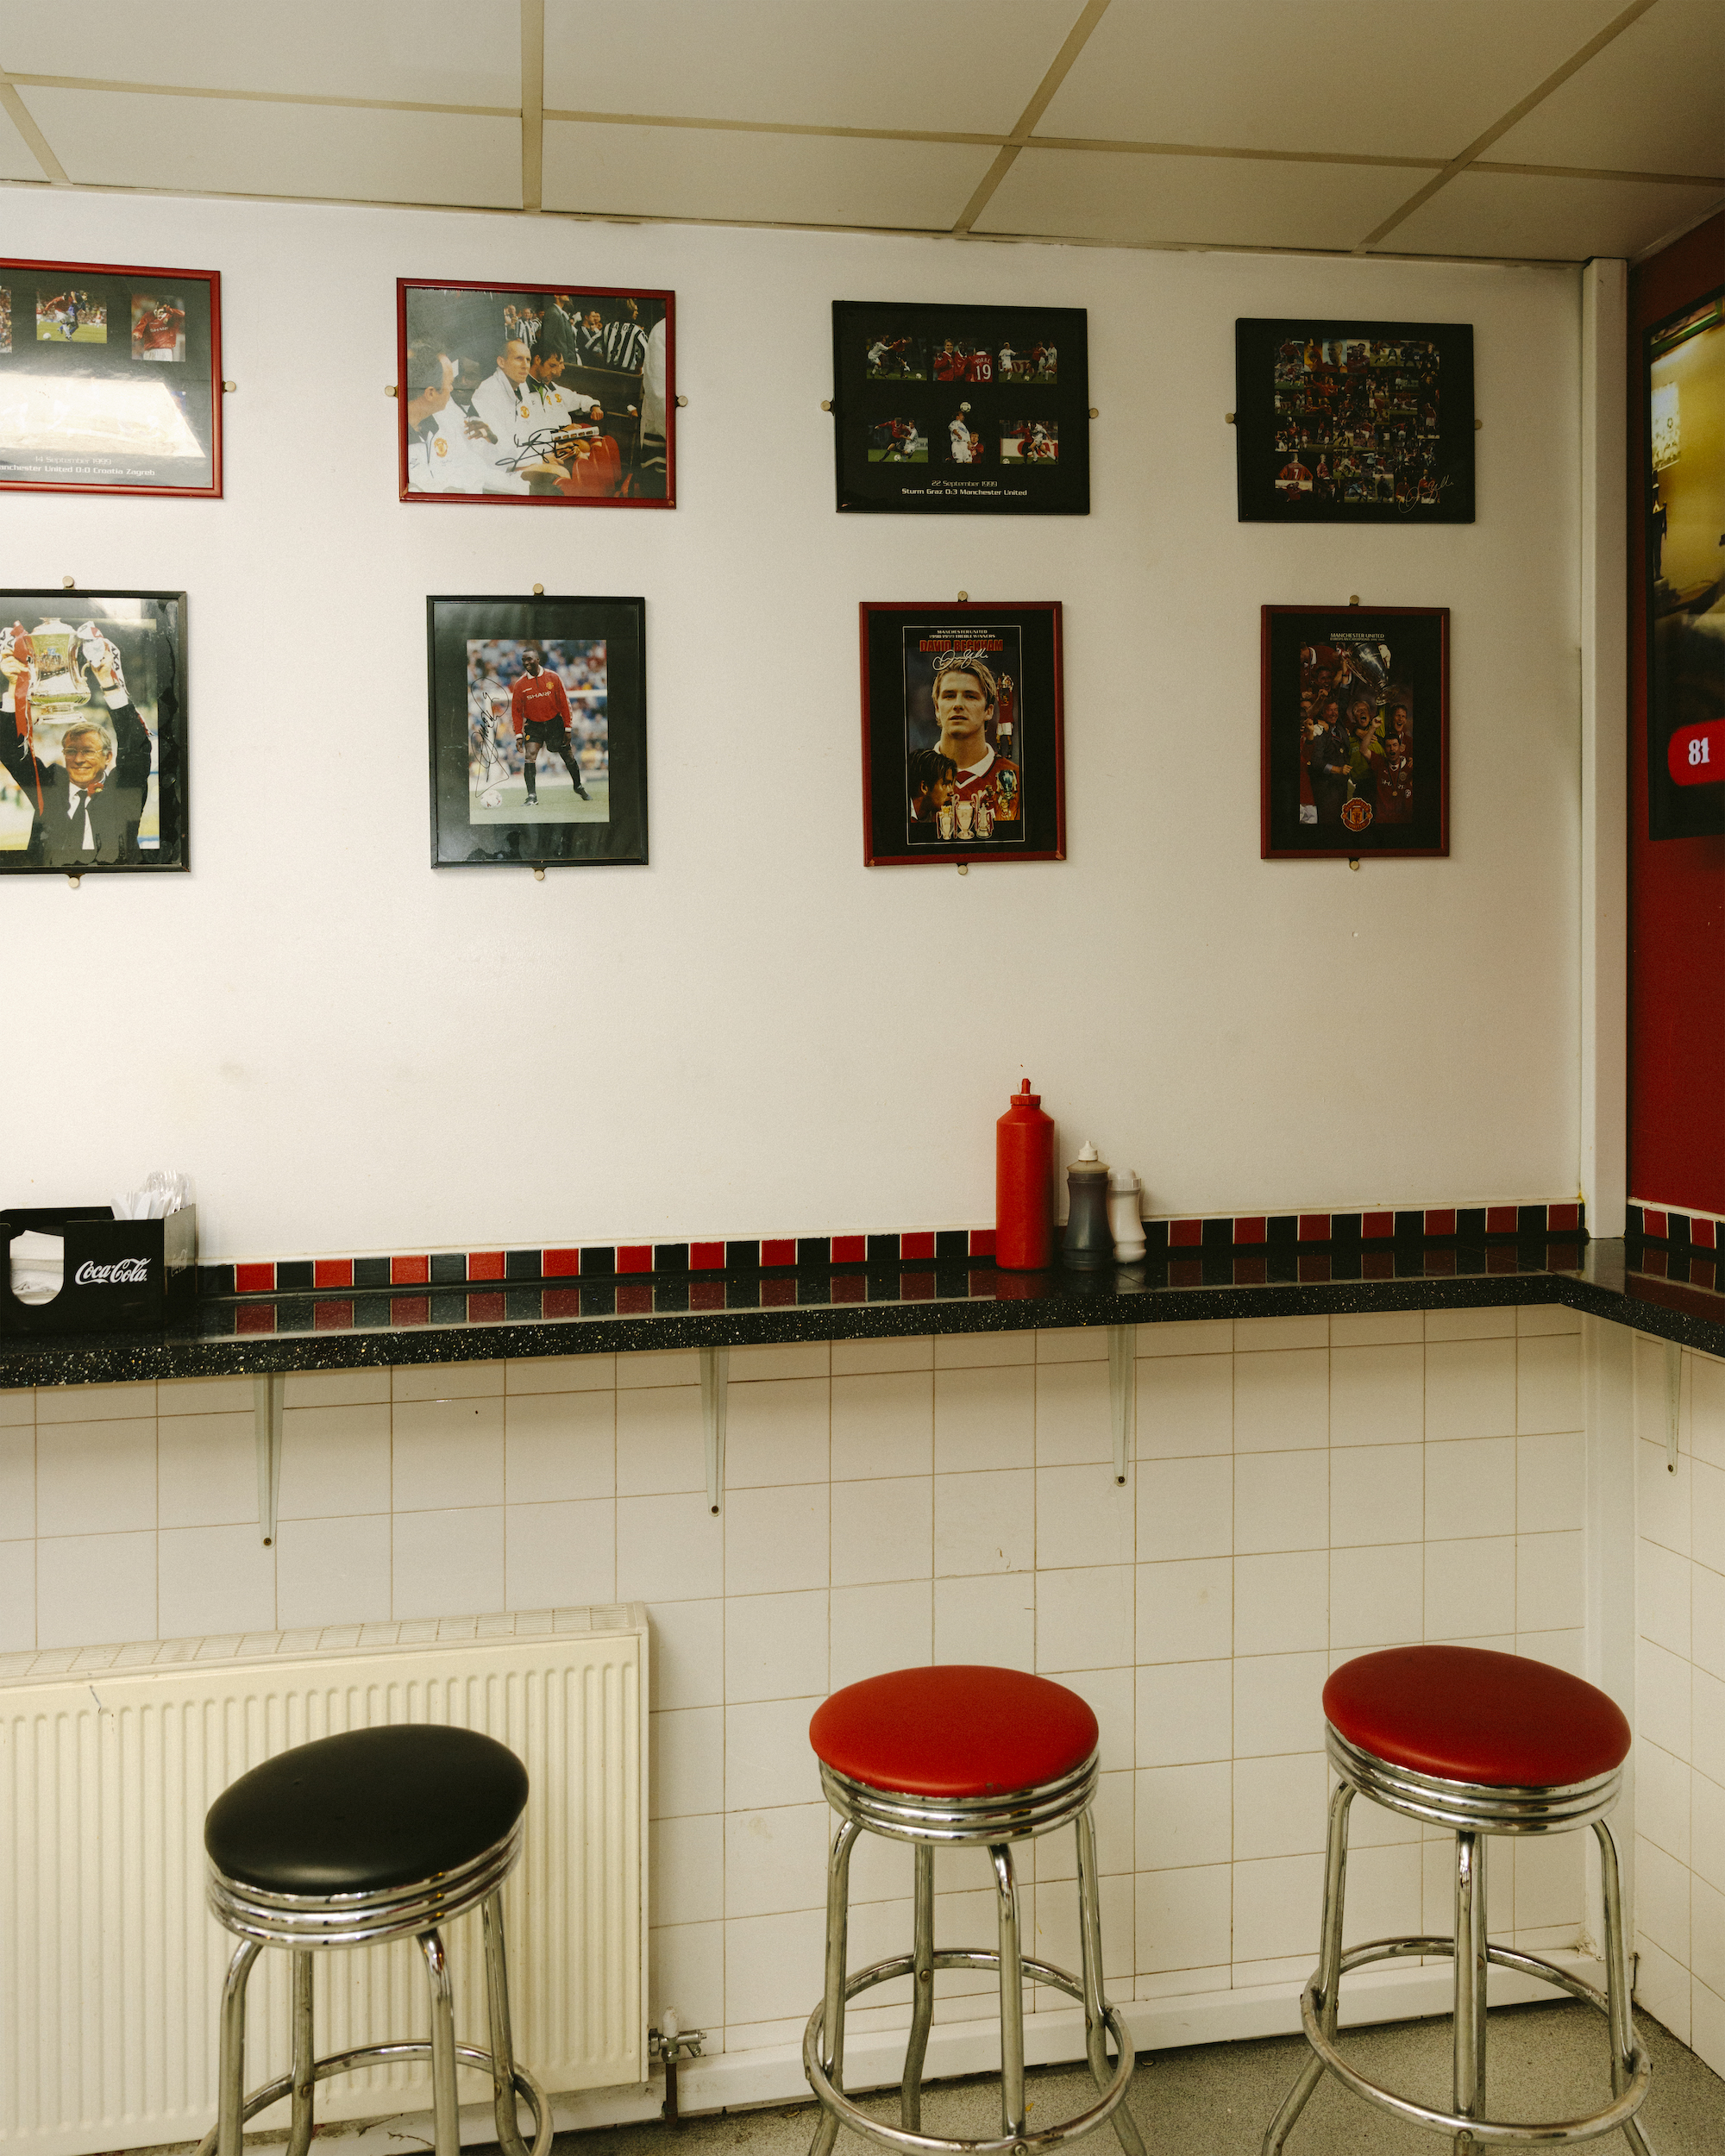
[0,1236,1720,1388]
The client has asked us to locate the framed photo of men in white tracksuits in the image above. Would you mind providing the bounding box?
[0,591,188,874]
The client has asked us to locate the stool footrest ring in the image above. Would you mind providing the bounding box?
[1297,1937,1650,2146]
[192,2041,553,2156]
[804,1948,1136,2156]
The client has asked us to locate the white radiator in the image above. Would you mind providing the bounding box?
[0,1604,649,2156]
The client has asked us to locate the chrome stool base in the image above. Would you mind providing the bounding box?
[193,2040,552,2156]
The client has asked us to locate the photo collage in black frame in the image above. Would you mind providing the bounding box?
[833,301,1088,516]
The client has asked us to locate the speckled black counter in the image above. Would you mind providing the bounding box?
[0,1236,1719,1389]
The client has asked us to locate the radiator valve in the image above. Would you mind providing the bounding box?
[649,2009,705,2063]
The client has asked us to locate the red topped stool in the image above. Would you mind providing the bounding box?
[803,1665,1145,2156]
[1262,1645,1654,2155]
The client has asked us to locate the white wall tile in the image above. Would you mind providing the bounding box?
[157,1411,258,1529]
[831,1335,932,1376]
[157,1376,256,1415]
[1515,1626,1584,1675]
[1340,1840,1422,1947]
[1635,1835,1691,1964]
[36,1381,155,1425]
[617,1384,704,1498]
[283,1369,390,1407]
[1038,1462,1135,1570]
[1516,1305,1580,1337]
[0,1426,32,1529]
[1424,1338,1516,1442]
[1135,1762,1232,1870]
[1424,1536,1516,1639]
[618,1349,700,1390]
[831,1477,932,1588]
[391,1394,505,1510]
[1692,1769,1725,1895]
[1329,1344,1424,1446]
[725,1800,831,1919]
[275,1513,391,1629]
[934,1468,1033,1576]
[1690,1352,1725,1471]
[278,1401,392,1519]
[1516,1333,1582,1434]
[727,1377,831,1489]
[36,1418,155,1535]
[1517,1430,1584,1535]
[1234,1551,1327,1656]
[653,1812,724,1927]
[1233,1752,1327,1860]
[159,1523,276,1637]
[651,1703,724,1821]
[1690,1971,1725,2080]
[617,1492,724,1608]
[1633,1934,1693,2046]
[1640,1439,1692,1557]
[0,1539,34,1651]
[831,1371,932,1480]
[729,1343,829,1382]
[1331,1445,1422,1546]
[933,1363,1035,1472]
[1136,1321,1231,1357]
[1136,1354,1233,1460]
[1037,1564,1133,1674]
[505,1497,615,1608]
[1232,1853,1324,1963]
[1138,1456,1231,1561]
[1426,1436,1515,1541]
[392,1359,503,1401]
[1331,1545,1423,1650]
[1037,1327,1109,1364]
[1638,1638,1693,1764]
[390,1505,504,1620]
[0,1388,34,1429]
[1036,1360,1110,1465]
[1695,1669,1725,1789]
[831,1580,932,1689]
[1032,1869,1133,1983]
[1512,1830,1583,1933]
[1138,1660,1230,1767]
[1135,1863,1231,1973]
[1638,1539,1692,1655]
[1233,1350,1328,1453]
[1424,1309,1515,1341]
[1235,1452,1328,1554]
[1696,1458,1725,1577]
[726,1483,828,1595]
[725,1588,827,1702]
[1330,1313,1422,1347]
[1038,1766,1133,1879]
[37,1529,155,1647]
[1137,1557,1231,1664]
[505,1351,616,1394]
[934,1573,1034,1670]
[1235,1317,1327,1351]
[649,1600,724,1712]
[724,1906,827,2025]
[505,1388,615,1503]
[933,1332,1034,1369]
[1233,1652,1328,1758]
[1515,1531,1583,1633]
[1695,1563,1725,1683]
[726,1695,822,1812]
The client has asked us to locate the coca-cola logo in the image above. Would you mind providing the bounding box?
[74,1257,152,1286]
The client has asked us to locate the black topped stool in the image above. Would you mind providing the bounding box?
[196,1723,551,2156]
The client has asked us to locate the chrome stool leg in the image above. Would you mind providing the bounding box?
[990,1845,1026,2140]
[419,1927,462,2156]
[287,1951,316,2156]
[1596,1821,1657,2156]
[1452,1833,1488,2155]
[808,1819,861,2156]
[216,1938,262,2156]
[1077,1808,1146,2156]
[483,1890,533,2156]
[901,1843,936,2132]
[1263,1783,1353,2156]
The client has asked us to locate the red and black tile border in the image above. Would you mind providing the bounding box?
[197,1202,1586,1301]
[1628,1204,1721,1253]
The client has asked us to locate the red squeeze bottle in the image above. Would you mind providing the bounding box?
[996,1080,1055,1270]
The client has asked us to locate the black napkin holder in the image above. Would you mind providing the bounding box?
[1,1205,198,1333]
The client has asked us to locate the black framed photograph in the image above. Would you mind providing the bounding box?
[1644,286,1724,840]
[1261,605,1448,860]
[832,302,1088,515]
[427,595,646,869]
[1235,318,1473,523]
[0,258,221,497]
[0,592,187,874]
[861,602,1064,865]
[398,281,674,505]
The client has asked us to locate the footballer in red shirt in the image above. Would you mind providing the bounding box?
[134,299,185,360]
[511,649,591,806]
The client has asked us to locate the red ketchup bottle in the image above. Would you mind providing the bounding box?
[996,1080,1055,1270]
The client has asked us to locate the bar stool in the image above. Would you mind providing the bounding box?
[196,1723,552,2156]
[803,1664,1145,2156]
[1263,1645,1654,2154]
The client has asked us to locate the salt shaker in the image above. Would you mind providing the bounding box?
[1061,1143,1113,1268]
[1107,1169,1145,1262]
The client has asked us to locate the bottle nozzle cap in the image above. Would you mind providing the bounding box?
[1077,1142,1099,1162]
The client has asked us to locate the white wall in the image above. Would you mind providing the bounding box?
[0,191,1584,1262]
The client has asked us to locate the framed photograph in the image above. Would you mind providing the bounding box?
[1261,605,1449,860]
[1235,318,1473,524]
[0,259,221,497]
[0,591,187,874]
[427,594,646,868]
[861,602,1064,865]
[1644,286,1724,840]
[832,302,1088,515]
[398,281,674,506]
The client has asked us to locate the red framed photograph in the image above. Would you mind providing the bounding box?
[0,258,221,497]
[861,601,1064,866]
[398,280,674,506]
[1261,604,1449,859]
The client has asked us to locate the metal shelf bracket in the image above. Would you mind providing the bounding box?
[254,1373,285,1545]
[1107,1326,1134,1484]
[700,1346,728,1514]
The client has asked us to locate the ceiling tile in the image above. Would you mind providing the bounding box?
[1383,168,1725,261]
[1036,0,1632,160]
[0,0,520,106]
[0,100,47,181]
[543,121,994,231]
[20,90,522,210]
[543,0,1075,135]
[1485,0,1725,179]
[975,147,1421,251]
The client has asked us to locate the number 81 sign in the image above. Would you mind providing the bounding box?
[1668,719,1724,786]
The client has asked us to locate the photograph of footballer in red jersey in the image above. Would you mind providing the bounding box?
[131,294,185,362]
[1000,419,1057,463]
[465,636,608,826]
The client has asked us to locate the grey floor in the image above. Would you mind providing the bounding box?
[548,2005,1723,2156]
